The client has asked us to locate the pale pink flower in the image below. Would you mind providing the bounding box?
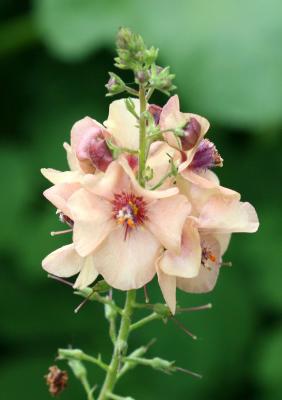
[156,226,229,314]
[66,159,191,290]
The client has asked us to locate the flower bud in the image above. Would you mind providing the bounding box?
[76,128,113,172]
[190,139,223,170]
[105,72,126,96]
[134,69,150,84]
[181,117,201,150]
[148,104,162,125]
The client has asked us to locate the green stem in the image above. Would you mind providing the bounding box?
[138,85,147,187]
[130,313,161,332]
[80,375,95,400]
[97,290,136,400]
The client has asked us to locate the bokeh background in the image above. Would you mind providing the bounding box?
[1,1,282,399]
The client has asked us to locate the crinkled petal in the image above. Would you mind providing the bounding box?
[158,219,201,278]
[146,195,191,253]
[177,170,240,214]
[104,98,140,150]
[177,234,221,293]
[82,161,131,200]
[93,227,159,290]
[68,189,115,257]
[156,258,176,315]
[198,196,259,233]
[42,244,83,277]
[43,182,80,217]
[73,256,99,289]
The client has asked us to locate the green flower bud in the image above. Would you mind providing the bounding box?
[105,72,126,96]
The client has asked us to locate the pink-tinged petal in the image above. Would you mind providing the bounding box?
[156,258,177,314]
[41,168,83,185]
[73,256,99,289]
[147,141,181,189]
[93,227,159,290]
[158,219,201,278]
[82,161,131,200]
[68,189,115,257]
[177,169,240,214]
[213,233,231,255]
[42,244,83,277]
[159,95,186,130]
[104,98,140,150]
[177,234,221,293]
[146,195,191,253]
[63,142,82,172]
[119,158,179,199]
[43,182,80,217]
[198,196,259,233]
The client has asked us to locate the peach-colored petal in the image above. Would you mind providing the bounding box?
[147,141,181,189]
[93,227,159,290]
[73,255,99,289]
[214,233,231,255]
[63,142,82,172]
[68,189,115,257]
[145,195,191,253]
[119,158,179,199]
[41,168,83,185]
[158,219,201,278]
[104,98,140,150]
[82,161,131,200]
[42,244,83,277]
[198,196,259,233]
[177,235,221,293]
[43,182,80,217]
[156,258,176,315]
[177,169,240,214]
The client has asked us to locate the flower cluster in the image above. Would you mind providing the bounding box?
[41,94,259,314]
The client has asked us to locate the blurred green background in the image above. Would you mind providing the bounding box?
[1,1,282,399]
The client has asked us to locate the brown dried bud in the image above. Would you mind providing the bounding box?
[45,365,68,397]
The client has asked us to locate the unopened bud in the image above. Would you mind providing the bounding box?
[190,139,223,170]
[105,72,125,95]
[148,104,162,125]
[88,136,113,172]
[135,69,150,84]
[181,117,201,150]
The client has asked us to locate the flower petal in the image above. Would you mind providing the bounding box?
[156,258,176,315]
[63,142,82,172]
[42,244,83,277]
[104,98,140,150]
[82,161,131,200]
[43,182,81,217]
[41,168,83,185]
[73,256,99,289]
[198,196,259,233]
[119,157,179,199]
[146,195,191,253]
[68,189,115,257]
[177,234,221,293]
[93,227,159,290]
[158,219,201,278]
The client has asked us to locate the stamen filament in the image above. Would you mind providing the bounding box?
[50,229,73,236]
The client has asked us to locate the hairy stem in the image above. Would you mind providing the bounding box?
[97,290,136,400]
[138,85,147,187]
